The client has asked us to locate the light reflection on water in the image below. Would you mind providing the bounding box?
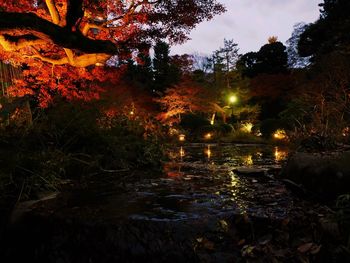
[204,145,212,160]
[242,155,253,166]
[274,147,288,163]
[171,144,289,166]
[159,143,291,219]
[230,172,248,214]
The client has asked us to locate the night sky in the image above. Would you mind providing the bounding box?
[171,0,321,55]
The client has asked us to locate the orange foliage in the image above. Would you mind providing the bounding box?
[156,78,215,126]
[0,0,224,107]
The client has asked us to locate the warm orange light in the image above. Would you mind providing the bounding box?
[205,133,212,139]
[273,129,287,140]
[179,134,186,141]
[180,147,185,158]
[274,147,288,162]
[240,123,253,133]
[95,62,104,67]
[243,155,253,166]
[205,145,212,159]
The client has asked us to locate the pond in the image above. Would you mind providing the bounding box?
[4,143,296,263]
[126,143,291,221]
[39,143,291,223]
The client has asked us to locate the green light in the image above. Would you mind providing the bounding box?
[229,95,237,104]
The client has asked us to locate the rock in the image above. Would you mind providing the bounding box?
[281,179,307,197]
[281,151,350,199]
[234,167,268,176]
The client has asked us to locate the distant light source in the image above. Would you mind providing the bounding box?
[273,129,287,140]
[229,95,238,104]
[130,110,135,116]
[205,133,212,140]
[179,134,186,141]
[210,113,216,125]
[95,62,104,67]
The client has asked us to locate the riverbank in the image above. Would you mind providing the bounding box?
[1,143,349,262]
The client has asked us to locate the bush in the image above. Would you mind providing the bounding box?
[0,101,164,200]
[180,114,210,134]
[258,119,289,138]
[220,130,263,143]
[217,123,234,134]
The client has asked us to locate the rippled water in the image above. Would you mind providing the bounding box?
[33,144,291,223]
[117,144,291,221]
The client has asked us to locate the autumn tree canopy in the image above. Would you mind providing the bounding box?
[0,0,225,107]
[0,0,225,67]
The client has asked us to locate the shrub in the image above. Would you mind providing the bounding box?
[259,119,289,139]
[0,101,164,200]
[179,114,210,134]
[217,123,234,134]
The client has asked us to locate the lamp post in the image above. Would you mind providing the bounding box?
[228,95,237,117]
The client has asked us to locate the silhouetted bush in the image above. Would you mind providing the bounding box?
[179,114,210,134]
[0,101,164,200]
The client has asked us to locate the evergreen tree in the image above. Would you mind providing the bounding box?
[153,41,180,95]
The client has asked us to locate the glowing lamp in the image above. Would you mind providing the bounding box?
[273,129,287,140]
[205,133,212,139]
[179,134,186,141]
[229,95,238,104]
[130,110,135,116]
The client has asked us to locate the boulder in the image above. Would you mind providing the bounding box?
[281,151,350,199]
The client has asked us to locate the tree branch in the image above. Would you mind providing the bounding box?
[28,50,110,67]
[45,0,61,25]
[0,12,119,55]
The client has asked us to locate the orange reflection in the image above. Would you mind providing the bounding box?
[242,155,253,166]
[180,146,185,158]
[205,145,212,159]
[179,134,186,141]
[274,147,288,162]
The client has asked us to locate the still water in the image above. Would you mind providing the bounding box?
[121,143,291,221]
[36,144,291,223]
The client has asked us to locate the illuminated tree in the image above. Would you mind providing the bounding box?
[0,0,224,67]
[0,0,225,106]
[156,79,216,126]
